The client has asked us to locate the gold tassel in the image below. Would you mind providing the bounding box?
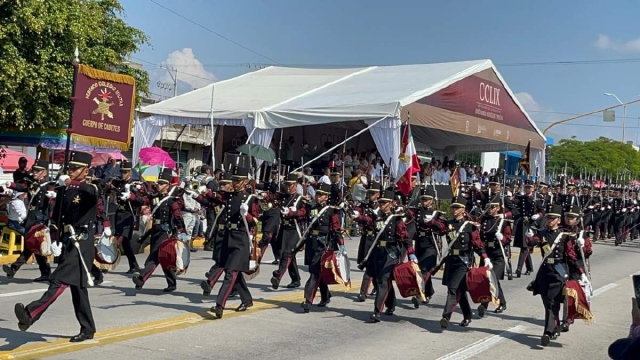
[78,64,135,85]
[70,134,129,151]
[324,256,349,290]
[564,287,594,325]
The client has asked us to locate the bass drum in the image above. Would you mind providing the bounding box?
[94,234,121,271]
[244,234,261,281]
[320,250,351,290]
[159,237,191,275]
[466,266,500,307]
[25,223,52,256]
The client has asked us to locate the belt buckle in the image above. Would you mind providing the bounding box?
[488,241,495,248]
[419,232,426,237]
[218,224,225,230]
[367,231,374,236]
[230,223,238,230]
[379,241,387,246]
[312,230,320,235]
[452,249,460,255]
[546,258,555,264]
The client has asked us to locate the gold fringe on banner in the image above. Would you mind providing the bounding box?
[324,256,351,291]
[77,64,135,85]
[564,286,594,325]
[70,134,129,151]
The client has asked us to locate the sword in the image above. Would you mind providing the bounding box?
[357,213,402,270]
[495,217,513,280]
[67,225,94,287]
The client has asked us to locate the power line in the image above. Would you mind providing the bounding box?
[147,0,281,65]
[131,56,220,82]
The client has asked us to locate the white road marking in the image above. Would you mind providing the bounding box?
[629,271,640,277]
[592,283,618,297]
[0,281,112,298]
[435,325,527,360]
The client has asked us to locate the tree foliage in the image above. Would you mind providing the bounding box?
[0,0,150,130]
[547,137,640,179]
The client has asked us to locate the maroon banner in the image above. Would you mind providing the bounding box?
[69,64,136,150]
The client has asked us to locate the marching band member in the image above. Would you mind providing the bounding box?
[354,182,381,302]
[14,151,99,342]
[477,195,511,316]
[514,180,541,278]
[256,177,281,267]
[612,187,626,245]
[298,183,343,313]
[210,166,260,318]
[410,187,446,308]
[88,170,112,286]
[440,195,488,329]
[3,160,55,282]
[132,168,188,292]
[357,189,415,323]
[199,172,233,295]
[269,173,305,290]
[528,204,583,347]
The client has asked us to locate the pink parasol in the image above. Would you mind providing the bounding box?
[90,151,127,167]
[0,148,35,172]
[139,147,175,169]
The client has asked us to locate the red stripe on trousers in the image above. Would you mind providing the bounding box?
[30,284,68,319]
[307,277,321,303]
[378,280,390,313]
[219,271,238,308]
[277,257,292,281]
[208,267,225,287]
[142,265,157,282]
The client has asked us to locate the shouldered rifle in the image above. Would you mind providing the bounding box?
[495,217,513,280]
[428,220,473,275]
[357,213,402,270]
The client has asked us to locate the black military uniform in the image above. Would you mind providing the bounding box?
[354,182,381,302]
[410,187,445,308]
[132,168,187,292]
[211,166,259,318]
[612,189,626,245]
[601,187,613,240]
[579,186,593,230]
[4,160,54,281]
[110,161,143,273]
[270,173,305,290]
[14,151,99,342]
[256,175,282,264]
[513,181,540,277]
[299,184,344,313]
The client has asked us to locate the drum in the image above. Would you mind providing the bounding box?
[393,262,426,301]
[94,234,121,271]
[25,223,52,256]
[466,266,500,307]
[320,250,351,290]
[244,234,261,281]
[159,237,191,275]
[564,279,594,324]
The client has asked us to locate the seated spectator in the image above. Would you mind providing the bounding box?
[8,191,27,235]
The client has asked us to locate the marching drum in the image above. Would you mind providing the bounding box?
[244,234,261,281]
[564,279,594,324]
[393,262,426,302]
[466,266,500,307]
[94,234,121,271]
[320,250,351,290]
[25,223,52,256]
[159,237,191,275]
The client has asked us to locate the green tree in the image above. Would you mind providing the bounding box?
[0,0,150,130]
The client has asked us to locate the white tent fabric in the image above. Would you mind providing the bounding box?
[139,59,546,176]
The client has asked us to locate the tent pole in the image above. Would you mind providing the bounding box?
[278,128,283,188]
[292,116,389,173]
[209,83,216,169]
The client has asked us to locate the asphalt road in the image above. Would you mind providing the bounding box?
[1,236,639,360]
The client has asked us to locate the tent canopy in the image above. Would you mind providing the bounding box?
[138,59,546,175]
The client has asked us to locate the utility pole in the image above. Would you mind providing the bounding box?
[156,66,178,98]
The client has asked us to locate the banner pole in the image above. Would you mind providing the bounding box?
[63,47,81,173]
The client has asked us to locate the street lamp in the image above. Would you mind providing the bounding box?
[604,93,627,143]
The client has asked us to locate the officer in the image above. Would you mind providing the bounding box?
[513,180,541,277]
[354,182,381,302]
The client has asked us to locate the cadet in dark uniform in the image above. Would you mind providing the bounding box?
[612,188,626,245]
[14,151,99,342]
[579,185,593,232]
[256,175,282,265]
[132,168,188,292]
[3,160,55,281]
[354,182,381,302]
[211,166,260,319]
[299,183,343,313]
[513,181,541,277]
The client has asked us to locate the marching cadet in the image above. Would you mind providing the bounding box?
[612,187,626,245]
[298,183,344,313]
[579,185,594,233]
[560,184,579,219]
[590,187,603,240]
[132,168,189,292]
[255,173,282,265]
[528,204,585,347]
[440,195,489,329]
[478,194,512,316]
[3,160,55,282]
[355,190,415,323]
[269,173,305,290]
[199,172,233,296]
[14,151,99,342]
[210,166,260,319]
[87,170,111,286]
[354,182,381,302]
[601,186,613,240]
[410,187,446,308]
[513,180,541,278]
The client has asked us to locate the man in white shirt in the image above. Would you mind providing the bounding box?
[459,163,467,184]
[439,166,451,185]
[317,168,332,185]
[8,191,27,235]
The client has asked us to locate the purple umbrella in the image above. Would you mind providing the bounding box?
[139,147,175,169]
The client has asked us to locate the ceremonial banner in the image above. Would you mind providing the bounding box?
[519,140,531,176]
[396,122,421,196]
[450,166,461,197]
[69,64,136,151]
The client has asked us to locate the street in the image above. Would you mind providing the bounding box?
[0,237,638,360]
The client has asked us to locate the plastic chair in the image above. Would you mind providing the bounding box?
[0,226,24,255]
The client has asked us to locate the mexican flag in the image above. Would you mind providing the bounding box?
[396,122,421,196]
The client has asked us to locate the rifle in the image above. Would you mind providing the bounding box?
[428,220,473,276]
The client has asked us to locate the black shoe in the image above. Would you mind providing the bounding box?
[236,303,253,312]
[125,269,137,275]
[301,301,311,313]
[459,318,472,327]
[370,288,377,296]
[384,308,395,316]
[524,270,531,276]
[3,264,16,279]
[286,281,300,289]
[70,332,94,343]
[411,297,420,309]
[200,280,212,296]
[271,260,279,265]
[132,274,144,290]
[203,245,213,251]
[477,305,486,318]
[355,294,366,302]
[495,305,507,314]
[552,331,560,339]
[14,303,31,332]
[101,269,109,274]
[422,297,430,305]
[163,286,176,293]
[33,276,49,283]
[515,270,521,278]
[190,248,198,253]
[318,299,331,307]
[560,321,570,332]
[94,278,104,286]
[270,276,280,290]
[369,313,381,323]
[211,304,224,319]
[541,334,551,347]
[439,317,449,329]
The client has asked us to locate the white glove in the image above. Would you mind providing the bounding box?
[483,258,493,270]
[531,214,540,221]
[395,207,404,214]
[425,215,433,222]
[409,254,418,263]
[45,190,57,199]
[50,242,62,257]
[351,210,360,218]
[240,203,249,216]
[495,232,504,242]
[338,202,346,209]
[474,183,481,191]
[577,237,585,248]
[103,227,112,237]
[580,273,589,284]
[135,184,143,191]
[507,191,513,197]
[124,184,131,192]
[57,175,70,187]
[607,205,611,209]
[588,205,594,209]
[288,206,297,213]
[4,181,11,187]
[120,192,131,201]
[525,229,534,238]
[622,208,627,213]
[190,192,199,199]
[178,233,190,243]
[281,207,290,215]
[495,213,504,219]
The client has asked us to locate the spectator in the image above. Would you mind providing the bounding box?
[13,157,30,183]
[101,157,119,180]
[608,297,640,359]
[282,136,295,167]
[318,168,332,185]
[8,191,27,235]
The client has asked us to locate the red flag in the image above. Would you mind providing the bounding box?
[396,122,421,196]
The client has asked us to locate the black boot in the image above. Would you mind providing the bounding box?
[3,265,16,279]
[200,280,212,296]
[211,304,224,319]
[301,301,311,313]
[370,312,381,323]
[14,303,32,332]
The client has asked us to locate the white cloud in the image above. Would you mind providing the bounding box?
[594,34,640,53]
[153,48,215,97]
[515,92,542,112]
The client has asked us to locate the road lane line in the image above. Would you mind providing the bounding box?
[435,325,527,360]
[0,282,113,298]
[592,283,618,297]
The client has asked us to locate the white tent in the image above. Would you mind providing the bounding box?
[137,59,546,177]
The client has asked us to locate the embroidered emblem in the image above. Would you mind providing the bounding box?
[73,195,81,204]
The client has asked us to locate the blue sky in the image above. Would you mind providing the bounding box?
[121,0,640,143]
